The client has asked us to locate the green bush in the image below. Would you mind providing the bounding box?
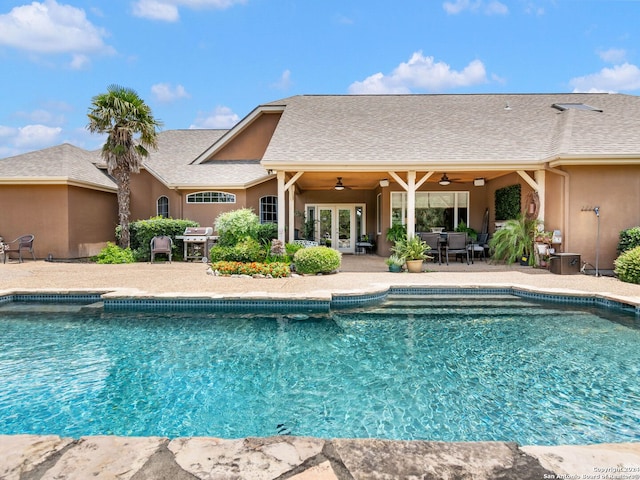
[215,208,259,246]
[255,222,278,246]
[120,217,199,261]
[293,246,341,274]
[285,242,305,257]
[94,242,135,264]
[614,246,640,284]
[209,236,266,263]
[617,227,640,254]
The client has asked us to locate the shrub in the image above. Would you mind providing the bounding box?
[120,217,199,261]
[94,242,135,264]
[209,236,266,263]
[293,246,341,274]
[617,227,640,254]
[210,261,291,278]
[614,246,640,284]
[256,222,278,246]
[285,242,305,257]
[495,184,521,220]
[215,208,259,246]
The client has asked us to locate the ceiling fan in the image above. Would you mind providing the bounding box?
[333,177,352,190]
[438,173,462,186]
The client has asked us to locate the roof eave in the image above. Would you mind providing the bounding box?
[548,154,640,167]
[0,177,117,193]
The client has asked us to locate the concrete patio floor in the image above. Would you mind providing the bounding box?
[1,257,640,479]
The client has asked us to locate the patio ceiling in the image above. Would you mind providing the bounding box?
[286,170,514,191]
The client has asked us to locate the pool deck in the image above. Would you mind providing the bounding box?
[2,257,640,479]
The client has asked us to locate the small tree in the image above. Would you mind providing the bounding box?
[87,85,162,248]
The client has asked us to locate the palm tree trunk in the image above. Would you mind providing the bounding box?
[114,169,131,249]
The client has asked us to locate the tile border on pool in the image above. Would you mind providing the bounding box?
[1,286,638,315]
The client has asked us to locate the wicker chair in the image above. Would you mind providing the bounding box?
[150,235,173,263]
[3,234,36,263]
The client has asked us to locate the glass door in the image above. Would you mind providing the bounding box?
[337,207,354,253]
[318,207,333,248]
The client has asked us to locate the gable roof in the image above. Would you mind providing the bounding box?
[255,93,640,171]
[0,143,116,192]
[142,129,271,188]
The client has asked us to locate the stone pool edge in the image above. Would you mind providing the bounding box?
[2,434,640,480]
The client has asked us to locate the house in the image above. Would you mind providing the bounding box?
[1,93,639,269]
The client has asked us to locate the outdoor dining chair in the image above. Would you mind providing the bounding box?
[150,235,173,262]
[444,232,469,265]
[3,234,35,263]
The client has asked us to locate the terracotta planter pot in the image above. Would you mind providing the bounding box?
[405,259,424,273]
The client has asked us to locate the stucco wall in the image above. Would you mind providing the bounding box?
[560,165,640,269]
[68,186,118,257]
[0,184,117,259]
[210,113,280,161]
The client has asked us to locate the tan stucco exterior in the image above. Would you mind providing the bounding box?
[0,185,117,259]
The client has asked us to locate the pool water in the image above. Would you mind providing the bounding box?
[0,295,639,445]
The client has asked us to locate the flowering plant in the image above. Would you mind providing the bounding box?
[210,261,291,278]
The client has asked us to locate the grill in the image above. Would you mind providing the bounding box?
[176,227,217,262]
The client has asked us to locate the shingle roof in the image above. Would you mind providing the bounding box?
[260,93,640,167]
[0,143,116,191]
[142,129,269,187]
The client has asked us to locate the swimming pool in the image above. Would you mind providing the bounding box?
[0,294,638,445]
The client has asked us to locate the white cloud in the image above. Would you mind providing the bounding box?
[597,48,627,64]
[349,52,487,94]
[190,106,239,129]
[70,54,91,70]
[132,0,246,22]
[0,0,113,56]
[443,0,508,15]
[16,108,66,126]
[570,63,640,93]
[271,70,293,90]
[13,125,63,148]
[151,83,190,103]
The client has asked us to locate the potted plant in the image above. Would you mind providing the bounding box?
[391,236,431,273]
[385,254,405,272]
[488,213,539,266]
[386,224,407,244]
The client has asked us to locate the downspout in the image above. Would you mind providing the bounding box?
[545,166,570,251]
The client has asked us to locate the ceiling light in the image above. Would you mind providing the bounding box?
[334,177,345,190]
[438,173,451,186]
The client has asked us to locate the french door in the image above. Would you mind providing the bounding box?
[310,205,363,254]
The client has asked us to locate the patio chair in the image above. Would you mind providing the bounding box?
[3,234,36,263]
[467,232,489,263]
[419,232,442,264]
[150,235,173,263]
[444,232,469,265]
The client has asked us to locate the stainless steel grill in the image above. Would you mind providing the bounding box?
[175,227,217,262]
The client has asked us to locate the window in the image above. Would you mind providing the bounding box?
[391,191,469,231]
[260,195,278,223]
[157,196,169,218]
[186,191,236,204]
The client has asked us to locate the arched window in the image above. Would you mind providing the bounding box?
[186,191,236,204]
[157,196,169,218]
[260,195,278,223]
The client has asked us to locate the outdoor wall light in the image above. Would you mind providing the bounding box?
[379,179,389,187]
[473,178,485,186]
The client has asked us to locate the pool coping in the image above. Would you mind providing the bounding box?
[1,283,639,314]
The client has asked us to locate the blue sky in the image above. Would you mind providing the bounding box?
[1,0,639,158]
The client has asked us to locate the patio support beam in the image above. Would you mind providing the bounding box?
[534,170,546,223]
[288,184,296,243]
[517,170,540,191]
[277,171,286,242]
[407,171,416,238]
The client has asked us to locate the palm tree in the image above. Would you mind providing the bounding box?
[87,85,162,248]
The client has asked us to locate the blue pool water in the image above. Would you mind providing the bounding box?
[0,295,639,445]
